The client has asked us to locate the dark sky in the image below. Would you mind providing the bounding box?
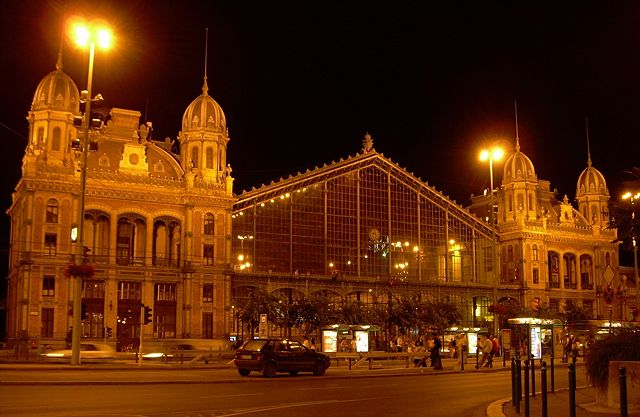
[2,1,640,228]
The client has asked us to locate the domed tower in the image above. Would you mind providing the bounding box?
[25,52,80,174]
[576,145,609,229]
[501,134,538,222]
[178,67,230,184]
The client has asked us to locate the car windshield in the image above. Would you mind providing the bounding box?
[241,340,268,351]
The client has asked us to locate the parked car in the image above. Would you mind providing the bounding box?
[41,342,115,362]
[234,338,330,377]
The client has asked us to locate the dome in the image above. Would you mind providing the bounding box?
[576,164,608,197]
[181,79,226,133]
[502,139,536,184]
[31,54,80,113]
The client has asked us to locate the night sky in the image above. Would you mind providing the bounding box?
[1,1,640,272]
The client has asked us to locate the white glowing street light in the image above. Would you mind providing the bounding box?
[622,191,640,318]
[69,17,113,366]
[480,147,504,335]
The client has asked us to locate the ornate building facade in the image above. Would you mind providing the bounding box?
[6,52,234,350]
[6,49,632,351]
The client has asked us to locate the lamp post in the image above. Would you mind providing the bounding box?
[480,147,504,336]
[69,19,112,365]
[622,191,640,319]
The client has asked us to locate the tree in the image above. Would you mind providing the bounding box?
[232,287,280,337]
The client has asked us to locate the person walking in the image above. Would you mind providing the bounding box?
[476,334,493,369]
[430,335,443,370]
[457,333,468,369]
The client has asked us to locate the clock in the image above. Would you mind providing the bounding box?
[368,228,381,241]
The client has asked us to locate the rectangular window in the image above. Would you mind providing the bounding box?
[203,312,213,339]
[532,268,539,284]
[155,283,177,302]
[82,280,105,299]
[46,204,58,223]
[44,233,57,256]
[203,284,213,303]
[41,308,54,337]
[42,276,55,296]
[118,281,142,300]
[203,244,214,265]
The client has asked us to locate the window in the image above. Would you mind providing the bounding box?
[532,268,539,284]
[46,199,59,223]
[204,213,214,235]
[42,276,55,296]
[41,308,54,338]
[205,147,213,169]
[155,283,177,302]
[507,245,513,262]
[203,284,213,302]
[190,147,199,169]
[44,233,57,255]
[118,281,141,300]
[203,312,213,339]
[83,280,105,299]
[203,244,214,265]
[52,127,61,151]
[532,245,538,261]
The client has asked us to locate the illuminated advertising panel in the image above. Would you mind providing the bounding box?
[354,330,368,353]
[530,326,542,359]
[468,332,478,355]
[322,330,338,353]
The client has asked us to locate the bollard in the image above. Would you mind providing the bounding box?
[348,357,352,370]
[541,361,548,417]
[530,354,536,398]
[524,358,530,417]
[511,357,517,406]
[568,362,576,417]
[550,354,555,392]
[515,359,521,413]
[620,365,628,417]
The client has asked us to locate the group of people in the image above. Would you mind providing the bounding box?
[476,334,500,369]
[302,336,317,351]
[390,334,444,370]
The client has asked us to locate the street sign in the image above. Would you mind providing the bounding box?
[259,314,268,338]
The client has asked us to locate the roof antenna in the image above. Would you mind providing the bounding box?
[585,117,592,167]
[514,100,520,151]
[202,28,209,95]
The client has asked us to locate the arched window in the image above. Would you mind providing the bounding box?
[508,195,513,211]
[205,147,214,169]
[51,127,61,151]
[528,193,533,210]
[532,244,538,261]
[190,147,199,168]
[37,127,45,145]
[46,199,58,223]
[204,213,214,235]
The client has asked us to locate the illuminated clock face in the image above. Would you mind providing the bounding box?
[368,228,381,241]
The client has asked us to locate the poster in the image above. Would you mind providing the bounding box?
[530,326,542,359]
[322,330,337,353]
[354,330,368,353]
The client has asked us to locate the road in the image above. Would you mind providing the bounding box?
[0,365,588,417]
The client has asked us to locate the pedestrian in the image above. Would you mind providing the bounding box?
[476,334,493,369]
[457,333,468,369]
[430,335,442,370]
[310,337,316,351]
[450,337,457,358]
[302,336,311,349]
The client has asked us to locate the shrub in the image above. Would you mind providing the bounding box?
[584,331,640,390]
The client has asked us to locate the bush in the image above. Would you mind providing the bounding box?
[584,331,640,390]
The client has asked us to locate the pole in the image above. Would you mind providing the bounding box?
[634,239,639,318]
[138,303,144,367]
[620,365,628,417]
[490,158,499,337]
[541,361,548,417]
[71,42,95,366]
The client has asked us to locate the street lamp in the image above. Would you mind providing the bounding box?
[69,18,113,365]
[622,191,640,319]
[479,147,504,335]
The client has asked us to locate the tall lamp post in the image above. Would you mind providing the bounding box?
[622,191,640,319]
[69,19,112,365]
[480,147,504,336]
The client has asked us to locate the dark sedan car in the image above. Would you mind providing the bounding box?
[234,338,330,377]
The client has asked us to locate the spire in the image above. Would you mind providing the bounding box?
[514,100,520,151]
[202,28,209,95]
[56,7,65,71]
[585,117,592,167]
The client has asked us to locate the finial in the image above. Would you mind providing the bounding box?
[202,28,209,95]
[514,100,520,151]
[362,132,374,153]
[585,117,592,167]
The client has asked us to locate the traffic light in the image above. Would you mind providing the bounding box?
[105,326,112,338]
[143,305,153,325]
[81,302,88,320]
